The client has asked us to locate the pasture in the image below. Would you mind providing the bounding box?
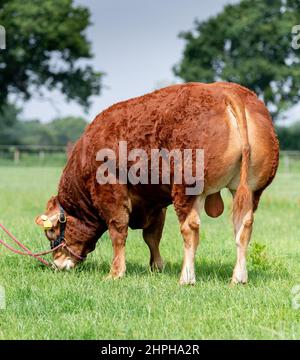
[0,164,299,339]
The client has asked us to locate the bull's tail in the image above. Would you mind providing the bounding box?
[226,92,252,229]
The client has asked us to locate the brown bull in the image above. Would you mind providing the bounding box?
[36,82,279,285]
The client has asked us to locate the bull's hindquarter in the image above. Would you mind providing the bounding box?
[57,82,279,285]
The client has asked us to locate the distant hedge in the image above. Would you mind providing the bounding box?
[276,122,300,150]
[0,103,88,146]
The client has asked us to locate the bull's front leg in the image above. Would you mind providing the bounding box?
[106,218,128,279]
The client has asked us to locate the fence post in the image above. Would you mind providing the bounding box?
[283,154,290,173]
[39,150,45,162]
[14,148,20,164]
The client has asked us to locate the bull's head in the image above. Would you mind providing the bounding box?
[35,196,96,270]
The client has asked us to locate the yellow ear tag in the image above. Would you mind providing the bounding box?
[41,215,53,230]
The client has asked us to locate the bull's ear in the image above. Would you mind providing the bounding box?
[47,195,58,211]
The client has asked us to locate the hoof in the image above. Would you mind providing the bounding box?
[230,279,247,287]
[150,258,164,272]
[231,267,248,286]
[179,278,196,286]
[179,271,196,286]
[104,272,125,281]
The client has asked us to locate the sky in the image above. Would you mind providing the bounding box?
[20,0,239,123]
[20,0,298,125]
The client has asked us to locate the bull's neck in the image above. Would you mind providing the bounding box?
[57,147,101,232]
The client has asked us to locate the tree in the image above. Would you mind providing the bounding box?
[0,102,88,146]
[0,0,103,110]
[0,103,21,144]
[17,120,55,146]
[46,116,88,146]
[276,121,300,150]
[174,0,300,119]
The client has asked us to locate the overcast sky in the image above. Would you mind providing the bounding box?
[20,0,239,122]
[20,0,298,124]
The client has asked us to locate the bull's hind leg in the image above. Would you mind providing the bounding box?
[143,208,166,272]
[173,194,205,285]
[230,188,254,285]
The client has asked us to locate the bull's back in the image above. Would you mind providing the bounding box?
[85,82,278,196]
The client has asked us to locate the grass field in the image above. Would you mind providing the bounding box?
[0,165,300,339]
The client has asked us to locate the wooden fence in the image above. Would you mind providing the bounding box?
[0,145,68,165]
[280,150,300,173]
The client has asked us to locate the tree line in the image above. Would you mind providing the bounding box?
[0,103,87,146]
[276,122,300,151]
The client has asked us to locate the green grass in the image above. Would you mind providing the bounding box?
[0,166,299,339]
